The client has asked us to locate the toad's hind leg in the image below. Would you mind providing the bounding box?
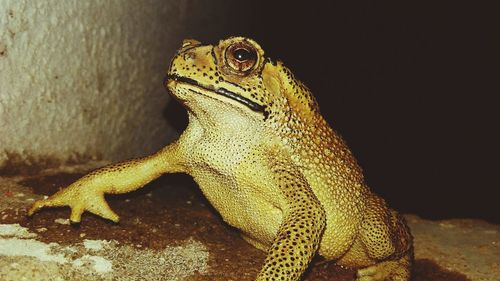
[356,196,413,281]
[241,234,268,252]
[357,252,412,281]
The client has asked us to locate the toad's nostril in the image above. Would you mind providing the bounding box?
[183,51,196,61]
[181,39,201,49]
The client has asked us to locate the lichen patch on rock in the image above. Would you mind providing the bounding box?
[0,223,209,281]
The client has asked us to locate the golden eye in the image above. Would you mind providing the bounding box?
[225,42,258,74]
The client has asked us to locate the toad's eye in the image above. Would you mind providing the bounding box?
[225,42,258,74]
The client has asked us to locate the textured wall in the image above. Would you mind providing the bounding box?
[0,0,215,166]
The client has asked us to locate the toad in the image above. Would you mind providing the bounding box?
[29,37,413,281]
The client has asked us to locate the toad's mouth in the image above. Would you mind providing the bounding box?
[166,75,266,113]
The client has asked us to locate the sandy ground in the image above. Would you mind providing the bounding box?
[1,162,495,280]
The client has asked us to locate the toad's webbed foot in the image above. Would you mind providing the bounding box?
[28,176,120,223]
[356,252,412,281]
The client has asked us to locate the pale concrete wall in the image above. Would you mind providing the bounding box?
[0,0,220,166]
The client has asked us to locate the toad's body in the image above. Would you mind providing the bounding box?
[29,37,413,280]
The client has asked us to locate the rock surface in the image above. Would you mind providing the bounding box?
[407,215,498,281]
[0,164,497,280]
[0,0,235,167]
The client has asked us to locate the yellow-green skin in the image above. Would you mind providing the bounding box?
[29,37,413,281]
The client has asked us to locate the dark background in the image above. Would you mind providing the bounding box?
[166,1,499,223]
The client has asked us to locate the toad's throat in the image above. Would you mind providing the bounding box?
[167,75,266,113]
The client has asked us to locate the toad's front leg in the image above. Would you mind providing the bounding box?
[256,150,327,281]
[28,141,185,223]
